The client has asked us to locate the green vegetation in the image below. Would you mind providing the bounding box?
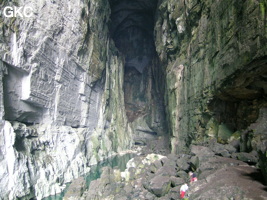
[260,0,267,20]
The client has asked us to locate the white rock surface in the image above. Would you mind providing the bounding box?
[1,0,99,127]
[0,0,132,199]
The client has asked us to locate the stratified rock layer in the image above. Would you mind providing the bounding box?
[109,0,168,150]
[0,0,132,199]
[155,0,267,153]
[0,0,267,199]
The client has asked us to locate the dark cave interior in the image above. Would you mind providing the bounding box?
[108,0,158,73]
[108,0,167,136]
[208,57,267,135]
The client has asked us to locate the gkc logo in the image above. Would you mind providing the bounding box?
[2,6,33,18]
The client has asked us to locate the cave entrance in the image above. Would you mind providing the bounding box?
[108,0,169,152]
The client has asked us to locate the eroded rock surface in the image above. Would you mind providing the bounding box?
[83,144,267,200]
[0,0,132,199]
[154,0,267,187]
[109,0,169,149]
[0,0,267,199]
[63,177,86,200]
[155,0,267,154]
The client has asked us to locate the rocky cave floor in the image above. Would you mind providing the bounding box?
[63,140,267,200]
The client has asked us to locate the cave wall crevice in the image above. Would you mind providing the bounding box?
[108,0,169,151]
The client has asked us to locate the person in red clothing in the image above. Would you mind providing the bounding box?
[189,171,198,183]
[180,183,189,199]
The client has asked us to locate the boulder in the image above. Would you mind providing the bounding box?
[231,152,258,164]
[123,183,133,194]
[218,124,233,143]
[188,163,267,200]
[190,156,200,170]
[228,131,241,144]
[205,117,219,138]
[145,192,156,199]
[160,157,176,167]
[190,145,215,164]
[155,165,177,177]
[63,177,86,200]
[176,170,188,180]
[176,157,190,171]
[148,175,171,197]
[153,159,164,169]
[170,176,184,187]
[209,142,231,157]
[224,144,237,154]
[191,145,214,157]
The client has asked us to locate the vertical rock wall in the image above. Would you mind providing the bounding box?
[108,0,169,151]
[155,0,267,152]
[0,0,132,199]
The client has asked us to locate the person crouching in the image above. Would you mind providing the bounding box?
[189,171,198,183]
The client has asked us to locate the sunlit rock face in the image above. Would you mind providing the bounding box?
[0,0,132,199]
[109,0,168,147]
[1,0,103,128]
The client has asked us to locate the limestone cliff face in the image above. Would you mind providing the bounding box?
[0,0,132,199]
[155,0,267,153]
[108,0,168,148]
[1,0,267,198]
